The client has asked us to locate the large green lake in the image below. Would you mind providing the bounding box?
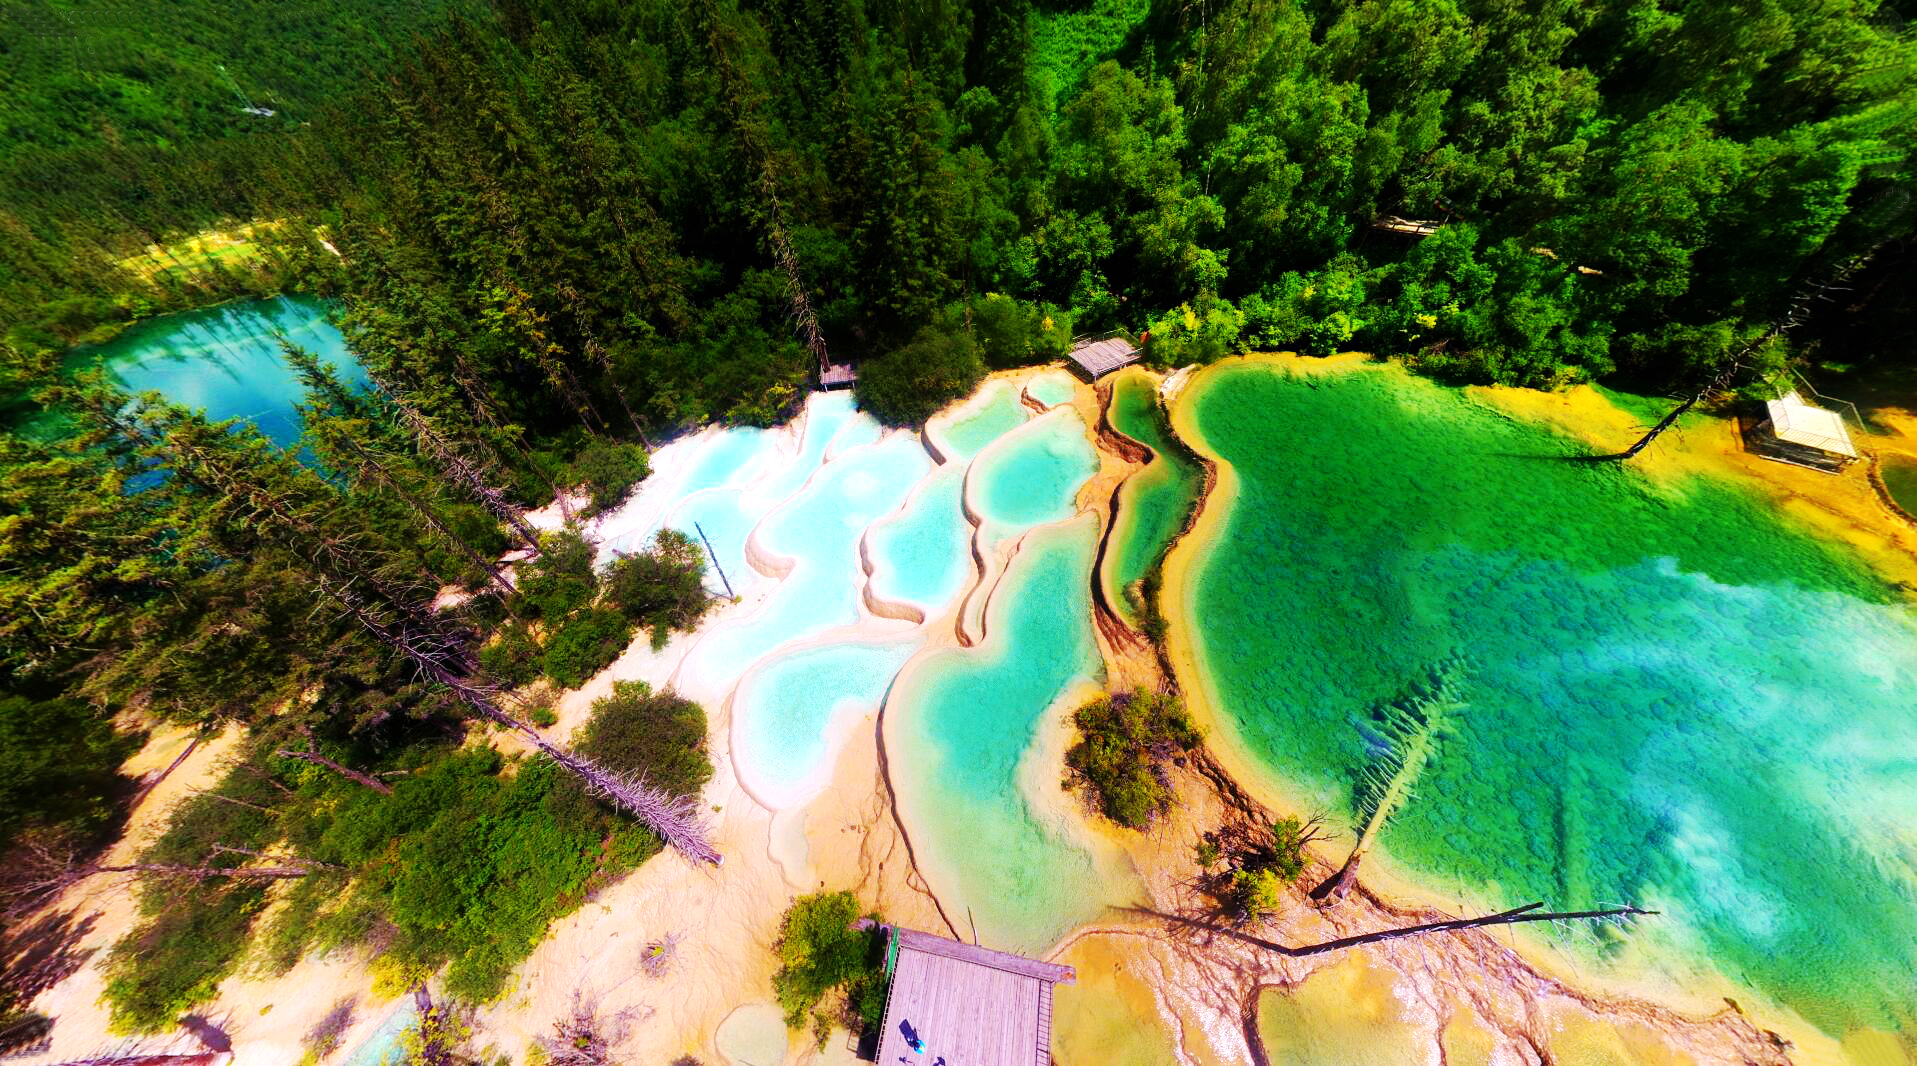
[1175,361,1917,1044]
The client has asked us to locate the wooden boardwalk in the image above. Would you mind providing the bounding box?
[872,927,1075,1066]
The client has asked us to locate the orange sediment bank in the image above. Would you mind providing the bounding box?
[1465,378,1917,593]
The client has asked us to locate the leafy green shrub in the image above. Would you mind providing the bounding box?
[604,529,710,645]
[103,883,265,1032]
[1231,867,1285,920]
[1217,815,1316,922]
[1064,687,1201,829]
[477,621,542,688]
[517,529,598,621]
[1263,816,1312,883]
[770,892,885,1037]
[527,698,558,728]
[854,327,986,426]
[1144,296,1246,365]
[573,681,712,798]
[342,752,641,1001]
[569,440,650,517]
[541,608,632,689]
[971,294,1074,368]
[1195,838,1221,869]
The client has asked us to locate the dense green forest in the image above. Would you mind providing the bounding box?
[2,0,1915,1040]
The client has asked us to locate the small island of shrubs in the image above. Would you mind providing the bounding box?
[1064,687,1201,829]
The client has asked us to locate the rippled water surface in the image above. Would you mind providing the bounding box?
[1179,362,1917,1043]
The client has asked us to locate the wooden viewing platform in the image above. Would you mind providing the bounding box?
[821,362,858,389]
[1068,331,1142,380]
[868,925,1075,1066]
[1372,215,1443,236]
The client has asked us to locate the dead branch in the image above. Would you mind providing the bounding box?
[537,988,648,1066]
[274,733,394,794]
[1137,901,1654,959]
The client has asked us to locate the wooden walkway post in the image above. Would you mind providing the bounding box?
[693,522,735,598]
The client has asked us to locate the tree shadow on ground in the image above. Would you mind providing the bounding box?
[0,908,98,1056]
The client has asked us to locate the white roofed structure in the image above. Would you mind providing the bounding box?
[1764,391,1857,459]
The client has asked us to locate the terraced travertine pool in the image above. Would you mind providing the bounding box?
[590,373,1118,953]
[1102,367,1203,625]
[1170,359,1917,1052]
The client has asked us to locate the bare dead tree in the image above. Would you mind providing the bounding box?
[275,728,393,794]
[1,833,334,921]
[1143,900,1655,959]
[639,932,680,979]
[536,989,648,1066]
[374,376,543,550]
[186,790,277,814]
[325,428,515,595]
[1599,243,1889,462]
[318,578,722,865]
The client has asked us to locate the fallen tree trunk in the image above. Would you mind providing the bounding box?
[1141,901,1654,959]
[274,744,393,795]
[320,578,722,866]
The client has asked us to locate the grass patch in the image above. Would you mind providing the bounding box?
[114,220,288,284]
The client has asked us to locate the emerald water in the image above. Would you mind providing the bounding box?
[60,295,363,445]
[1177,362,1917,1042]
[1103,369,1201,625]
[886,516,1118,950]
[1883,455,1917,517]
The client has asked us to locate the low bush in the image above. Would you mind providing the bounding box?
[101,734,675,1028]
[1231,867,1285,920]
[570,440,651,518]
[477,621,542,688]
[541,609,632,689]
[1064,687,1201,829]
[1219,816,1317,922]
[102,883,265,1033]
[769,892,886,1045]
[604,529,710,644]
[573,681,712,798]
